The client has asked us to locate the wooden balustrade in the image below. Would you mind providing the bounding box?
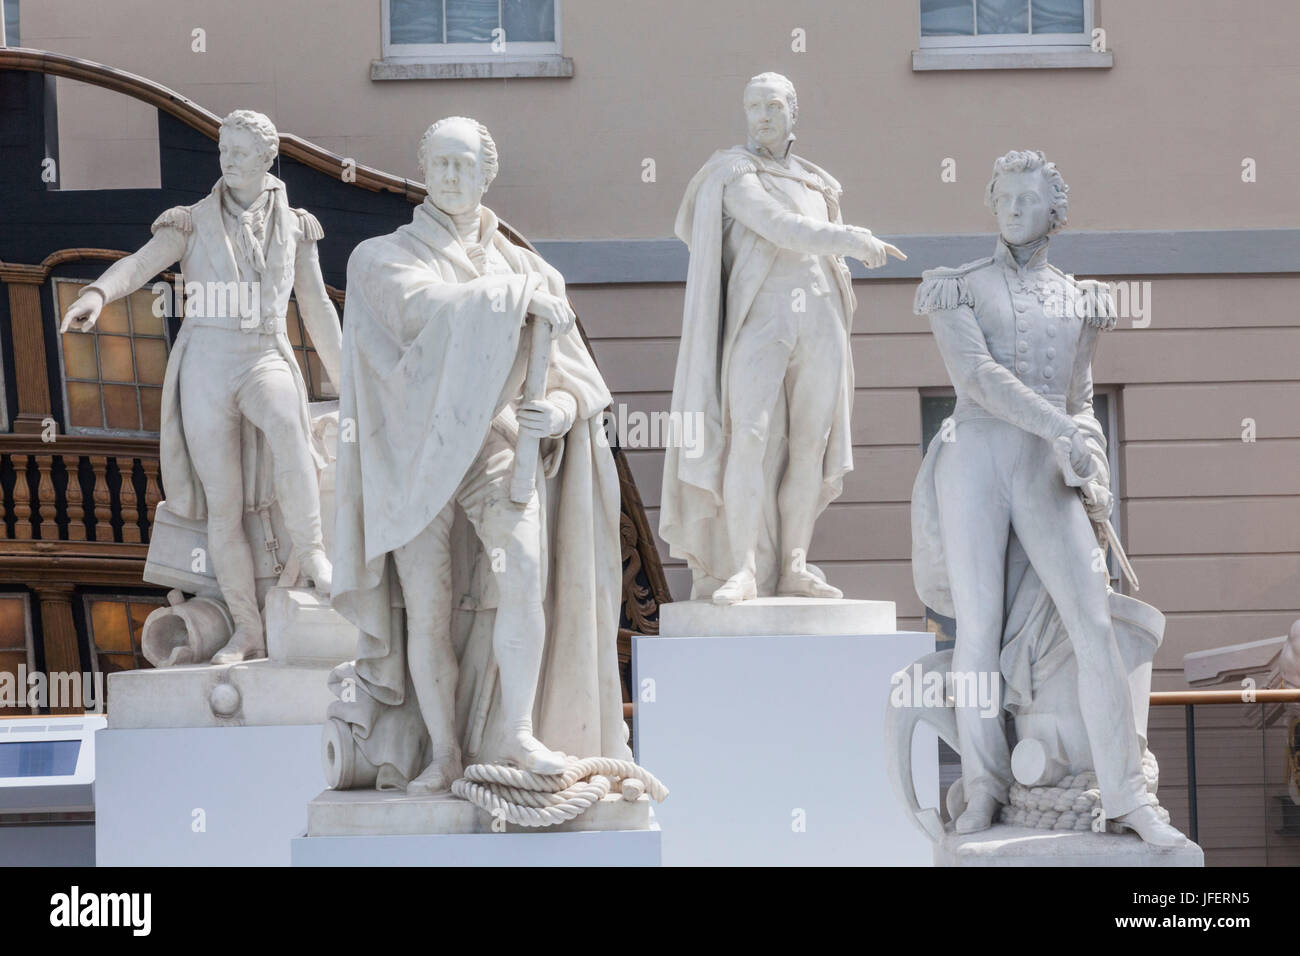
[0,435,161,549]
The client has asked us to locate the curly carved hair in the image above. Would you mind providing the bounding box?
[985,149,1069,235]
[418,116,499,189]
[219,110,279,163]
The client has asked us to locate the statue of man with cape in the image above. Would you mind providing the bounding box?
[660,72,905,606]
[325,118,630,794]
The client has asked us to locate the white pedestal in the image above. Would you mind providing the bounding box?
[95,587,355,865]
[632,627,938,865]
[935,825,1205,867]
[291,823,662,866]
[95,724,325,866]
[305,788,650,835]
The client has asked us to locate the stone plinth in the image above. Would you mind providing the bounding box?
[306,788,650,837]
[659,596,896,637]
[935,824,1205,867]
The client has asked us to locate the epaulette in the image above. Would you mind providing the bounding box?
[912,257,992,315]
[724,158,759,183]
[1075,277,1117,330]
[150,206,193,235]
[295,209,325,242]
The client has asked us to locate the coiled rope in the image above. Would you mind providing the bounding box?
[1000,750,1170,832]
[451,756,669,828]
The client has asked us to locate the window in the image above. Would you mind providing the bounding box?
[915,0,1110,70]
[286,299,338,401]
[55,278,334,428]
[0,594,35,714]
[376,0,571,79]
[55,279,169,435]
[84,594,166,678]
[2,0,18,47]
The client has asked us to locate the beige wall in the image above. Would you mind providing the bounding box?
[13,0,1300,862]
[21,0,1300,237]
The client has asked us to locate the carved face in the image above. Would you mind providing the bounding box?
[991,168,1055,246]
[423,121,488,216]
[744,80,794,154]
[218,127,274,192]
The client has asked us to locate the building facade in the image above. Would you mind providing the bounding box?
[2,0,1298,862]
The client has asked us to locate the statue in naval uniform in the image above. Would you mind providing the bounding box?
[60,109,341,665]
[911,149,1184,846]
[661,72,905,607]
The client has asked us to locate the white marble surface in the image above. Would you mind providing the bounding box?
[634,629,936,865]
[264,586,357,664]
[906,149,1183,847]
[107,660,338,730]
[95,723,325,866]
[660,71,904,606]
[327,117,630,793]
[292,822,661,867]
[62,109,342,667]
[306,788,649,837]
[109,586,352,730]
[659,596,896,637]
[935,825,1204,867]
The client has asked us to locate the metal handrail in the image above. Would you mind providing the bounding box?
[1146,687,1299,846]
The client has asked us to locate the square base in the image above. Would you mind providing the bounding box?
[633,627,937,865]
[935,824,1206,866]
[306,788,650,836]
[291,821,662,866]
[95,724,326,866]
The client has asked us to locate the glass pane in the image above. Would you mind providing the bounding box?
[127,600,162,643]
[977,0,1029,34]
[90,600,132,652]
[61,331,99,380]
[446,0,498,42]
[128,288,166,336]
[921,0,974,36]
[920,394,958,447]
[0,650,27,679]
[4,0,20,48]
[390,0,444,43]
[66,381,103,429]
[56,281,83,316]
[95,296,129,334]
[134,337,168,386]
[0,597,26,643]
[98,334,135,383]
[285,304,303,346]
[0,740,81,777]
[1032,0,1085,33]
[96,652,134,677]
[103,384,140,430]
[140,387,163,432]
[502,0,554,42]
[307,351,324,400]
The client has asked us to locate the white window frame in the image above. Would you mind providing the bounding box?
[381,0,562,60]
[919,0,1095,52]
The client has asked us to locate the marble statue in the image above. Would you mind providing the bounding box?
[60,109,341,666]
[660,72,906,607]
[900,149,1185,848]
[323,117,632,795]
